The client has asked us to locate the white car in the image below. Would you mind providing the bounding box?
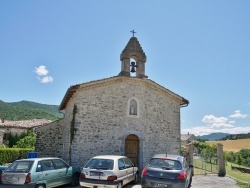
[79,155,138,188]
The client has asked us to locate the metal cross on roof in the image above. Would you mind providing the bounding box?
[130,29,136,37]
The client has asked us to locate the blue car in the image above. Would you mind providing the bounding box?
[0,157,80,188]
[141,154,193,188]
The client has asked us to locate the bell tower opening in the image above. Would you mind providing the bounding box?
[119,32,148,78]
[130,58,137,77]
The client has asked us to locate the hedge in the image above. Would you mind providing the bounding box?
[0,148,34,165]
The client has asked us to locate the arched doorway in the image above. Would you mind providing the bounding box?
[125,134,139,167]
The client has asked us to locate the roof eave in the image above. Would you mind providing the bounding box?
[58,85,79,111]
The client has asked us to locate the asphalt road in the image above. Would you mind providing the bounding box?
[60,174,239,188]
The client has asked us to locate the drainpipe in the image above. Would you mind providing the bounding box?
[180,98,189,108]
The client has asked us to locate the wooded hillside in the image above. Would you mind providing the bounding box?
[0,100,63,121]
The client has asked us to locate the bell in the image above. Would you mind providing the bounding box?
[130,61,136,73]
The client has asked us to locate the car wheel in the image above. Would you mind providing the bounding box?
[71,173,79,187]
[117,182,122,188]
[35,184,45,188]
[133,173,138,184]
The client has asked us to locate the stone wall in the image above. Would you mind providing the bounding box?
[35,119,67,159]
[35,77,183,169]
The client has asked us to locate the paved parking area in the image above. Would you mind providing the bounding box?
[191,174,238,188]
[60,174,239,188]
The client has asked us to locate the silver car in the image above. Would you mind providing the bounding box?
[0,157,80,188]
[79,155,138,188]
[141,154,193,188]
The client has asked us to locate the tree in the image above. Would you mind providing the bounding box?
[13,131,36,149]
[236,153,243,167]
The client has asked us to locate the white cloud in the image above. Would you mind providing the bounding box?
[202,115,232,128]
[229,110,247,119]
[35,65,53,83]
[182,126,250,136]
[35,65,49,76]
[182,110,249,136]
[40,76,53,83]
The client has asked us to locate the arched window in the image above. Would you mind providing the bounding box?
[130,99,137,115]
[127,97,139,118]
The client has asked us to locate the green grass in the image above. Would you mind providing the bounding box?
[225,162,250,187]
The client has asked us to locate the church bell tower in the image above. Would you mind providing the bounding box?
[119,33,147,78]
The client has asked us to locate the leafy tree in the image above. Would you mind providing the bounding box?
[13,131,36,149]
[193,141,210,154]
[8,133,20,147]
[180,146,186,156]
[201,146,216,163]
[225,151,236,163]
[239,149,250,159]
[236,153,243,167]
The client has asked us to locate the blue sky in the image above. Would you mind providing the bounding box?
[1,1,250,136]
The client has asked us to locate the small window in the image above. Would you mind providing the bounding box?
[118,159,126,170]
[36,161,42,172]
[53,159,68,169]
[123,158,133,168]
[41,160,55,171]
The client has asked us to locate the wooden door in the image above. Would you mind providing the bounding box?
[125,134,139,167]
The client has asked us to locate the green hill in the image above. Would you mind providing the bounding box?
[0,100,63,121]
[196,132,230,141]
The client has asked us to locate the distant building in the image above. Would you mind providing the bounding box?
[0,119,52,147]
[181,133,196,147]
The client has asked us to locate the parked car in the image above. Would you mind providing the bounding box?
[0,165,8,174]
[141,154,193,188]
[79,155,138,188]
[0,157,80,188]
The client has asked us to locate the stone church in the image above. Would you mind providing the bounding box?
[35,36,189,170]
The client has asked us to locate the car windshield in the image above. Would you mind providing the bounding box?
[5,161,33,173]
[85,159,114,170]
[147,158,182,170]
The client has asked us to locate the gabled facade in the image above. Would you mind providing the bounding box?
[35,36,189,170]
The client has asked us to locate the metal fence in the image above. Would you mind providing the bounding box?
[193,155,218,174]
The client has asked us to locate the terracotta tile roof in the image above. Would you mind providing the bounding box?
[0,119,52,128]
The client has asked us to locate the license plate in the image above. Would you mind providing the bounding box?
[152,183,171,187]
[90,172,103,176]
[5,176,19,183]
[11,177,19,182]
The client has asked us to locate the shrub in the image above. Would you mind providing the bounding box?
[0,148,34,164]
